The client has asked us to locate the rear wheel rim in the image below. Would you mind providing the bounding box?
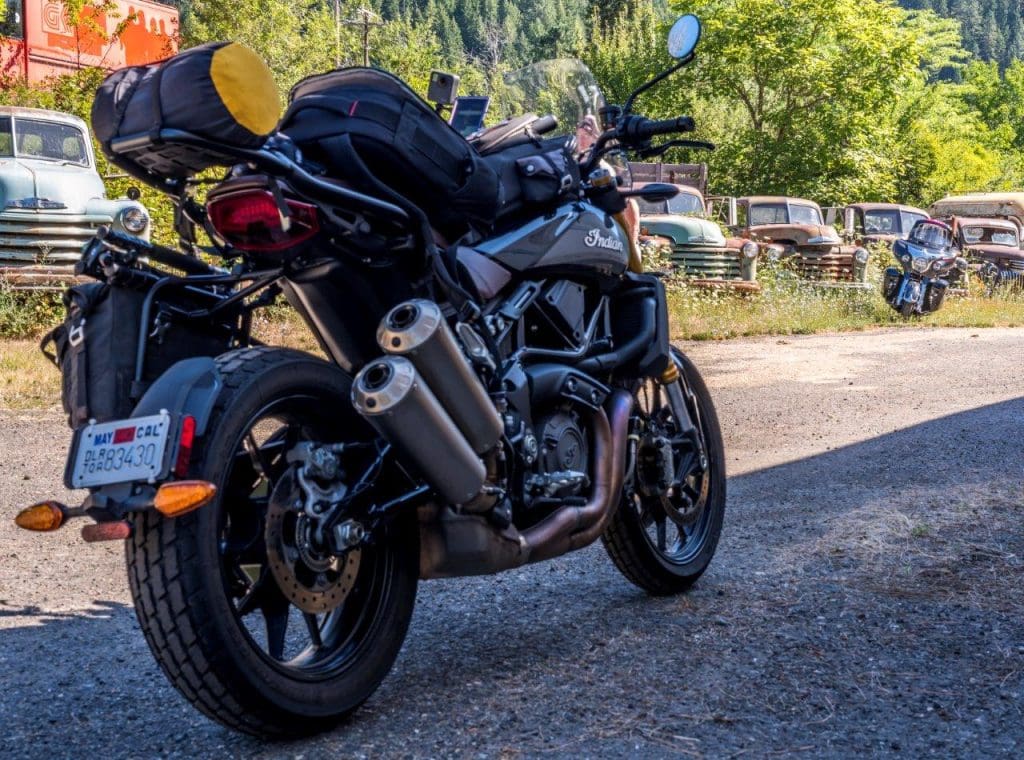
[215,395,391,681]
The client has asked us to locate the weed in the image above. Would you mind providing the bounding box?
[0,288,64,340]
[667,253,1024,340]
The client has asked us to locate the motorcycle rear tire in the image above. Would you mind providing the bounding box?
[602,349,726,595]
[125,347,418,738]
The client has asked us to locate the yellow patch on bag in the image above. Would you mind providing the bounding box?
[209,43,281,136]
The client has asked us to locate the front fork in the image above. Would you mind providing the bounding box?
[659,358,708,473]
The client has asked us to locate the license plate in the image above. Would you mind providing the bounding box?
[69,412,172,488]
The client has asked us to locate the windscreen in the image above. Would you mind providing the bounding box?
[901,211,927,233]
[864,210,899,234]
[637,192,704,216]
[501,59,605,132]
[14,118,89,166]
[962,225,1019,247]
[790,204,823,225]
[0,117,11,157]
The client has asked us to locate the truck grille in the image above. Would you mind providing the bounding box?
[792,248,855,281]
[0,213,109,266]
[1005,259,1024,272]
[671,246,741,280]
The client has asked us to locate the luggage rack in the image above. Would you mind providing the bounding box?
[106,129,414,230]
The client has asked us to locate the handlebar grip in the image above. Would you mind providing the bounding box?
[628,116,696,140]
[532,115,558,135]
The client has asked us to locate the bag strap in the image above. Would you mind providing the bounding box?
[281,95,401,142]
[39,284,109,366]
[147,64,167,142]
[39,326,62,367]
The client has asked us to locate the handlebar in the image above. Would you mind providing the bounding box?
[621,115,696,141]
[96,227,222,276]
[532,115,558,135]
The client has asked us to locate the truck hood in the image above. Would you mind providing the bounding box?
[965,244,1024,263]
[748,223,841,246]
[641,215,727,247]
[0,157,106,214]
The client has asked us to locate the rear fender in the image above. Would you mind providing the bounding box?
[131,357,222,436]
[62,358,223,520]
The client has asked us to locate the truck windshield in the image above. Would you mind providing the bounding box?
[902,211,927,232]
[864,209,899,233]
[750,202,823,226]
[961,226,1019,247]
[0,117,11,157]
[12,118,89,166]
[637,192,704,216]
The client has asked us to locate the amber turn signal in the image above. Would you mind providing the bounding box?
[153,481,217,518]
[14,501,66,532]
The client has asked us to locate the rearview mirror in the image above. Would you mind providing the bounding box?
[667,15,701,59]
[622,182,680,203]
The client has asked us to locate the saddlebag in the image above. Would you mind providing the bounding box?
[92,41,281,182]
[883,266,901,300]
[482,136,580,226]
[41,283,234,430]
[279,68,501,237]
[925,279,949,311]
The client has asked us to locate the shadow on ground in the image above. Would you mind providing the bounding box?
[1,400,1022,758]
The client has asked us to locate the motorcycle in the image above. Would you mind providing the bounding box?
[17,15,725,738]
[884,218,968,317]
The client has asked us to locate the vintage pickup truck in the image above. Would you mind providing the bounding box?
[631,162,760,290]
[930,194,1024,285]
[827,202,929,248]
[0,106,150,288]
[735,196,871,288]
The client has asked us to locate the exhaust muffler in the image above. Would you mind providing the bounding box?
[377,300,502,455]
[352,356,486,506]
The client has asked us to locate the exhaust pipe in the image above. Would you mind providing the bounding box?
[352,356,486,506]
[378,300,503,454]
[418,390,633,579]
[521,390,632,562]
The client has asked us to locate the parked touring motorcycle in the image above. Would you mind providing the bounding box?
[884,218,968,317]
[17,16,725,737]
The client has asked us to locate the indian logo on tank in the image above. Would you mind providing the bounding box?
[583,228,625,252]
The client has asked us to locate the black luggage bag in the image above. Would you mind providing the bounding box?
[280,68,502,237]
[91,41,281,183]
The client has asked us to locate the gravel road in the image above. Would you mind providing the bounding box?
[1,327,1022,758]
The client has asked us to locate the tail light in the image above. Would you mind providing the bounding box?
[174,414,196,478]
[207,189,319,252]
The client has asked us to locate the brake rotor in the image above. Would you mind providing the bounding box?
[265,469,361,614]
[638,430,708,528]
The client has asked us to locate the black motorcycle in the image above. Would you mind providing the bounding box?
[20,16,725,737]
[884,218,968,316]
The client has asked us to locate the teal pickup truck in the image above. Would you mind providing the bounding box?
[630,163,760,290]
[0,106,150,288]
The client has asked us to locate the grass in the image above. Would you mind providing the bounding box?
[3,258,1024,410]
[0,340,61,411]
[665,256,1024,341]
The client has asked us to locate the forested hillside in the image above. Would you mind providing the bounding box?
[900,0,1022,69]
[366,0,1022,70]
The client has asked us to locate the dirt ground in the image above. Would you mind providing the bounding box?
[1,327,1022,758]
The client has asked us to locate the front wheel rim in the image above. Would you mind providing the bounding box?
[632,368,717,567]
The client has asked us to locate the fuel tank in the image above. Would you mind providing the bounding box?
[476,202,630,277]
